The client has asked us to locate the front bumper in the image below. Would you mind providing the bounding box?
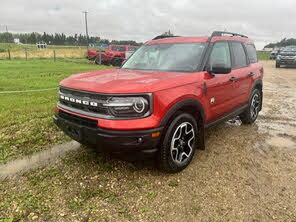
[53,111,162,154]
[277,59,296,65]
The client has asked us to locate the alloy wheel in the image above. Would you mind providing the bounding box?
[170,122,195,164]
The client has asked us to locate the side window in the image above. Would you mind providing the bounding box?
[245,44,258,63]
[208,42,231,68]
[230,42,247,68]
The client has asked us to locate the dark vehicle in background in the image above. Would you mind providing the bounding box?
[87,45,139,66]
[276,46,296,68]
[270,49,280,60]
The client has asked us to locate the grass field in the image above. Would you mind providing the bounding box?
[0,59,109,163]
[257,51,270,60]
[0,43,107,59]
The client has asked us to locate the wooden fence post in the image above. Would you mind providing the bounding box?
[25,49,28,61]
[53,50,56,62]
[8,49,11,60]
[99,50,102,65]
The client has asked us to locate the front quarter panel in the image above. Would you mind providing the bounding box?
[154,82,206,125]
[95,82,206,130]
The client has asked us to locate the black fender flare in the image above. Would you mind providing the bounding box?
[160,98,206,150]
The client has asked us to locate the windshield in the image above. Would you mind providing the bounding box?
[128,47,138,51]
[283,47,296,52]
[121,43,206,72]
[111,46,126,51]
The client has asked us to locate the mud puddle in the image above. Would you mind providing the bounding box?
[0,141,80,179]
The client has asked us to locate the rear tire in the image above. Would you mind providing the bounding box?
[276,63,280,68]
[157,113,198,173]
[240,89,262,124]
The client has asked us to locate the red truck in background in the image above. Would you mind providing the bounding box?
[87,45,139,66]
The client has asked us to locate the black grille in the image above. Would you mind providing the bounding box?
[59,87,109,115]
[59,110,98,128]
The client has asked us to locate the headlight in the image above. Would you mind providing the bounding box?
[103,95,151,118]
[276,55,281,60]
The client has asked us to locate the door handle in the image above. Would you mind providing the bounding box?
[248,72,255,77]
[229,77,237,82]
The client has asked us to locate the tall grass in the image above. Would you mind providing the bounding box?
[0,48,87,59]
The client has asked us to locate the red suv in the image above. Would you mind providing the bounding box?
[54,31,263,173]
[87,45,139,66]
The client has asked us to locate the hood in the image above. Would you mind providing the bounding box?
[60,68,202,94]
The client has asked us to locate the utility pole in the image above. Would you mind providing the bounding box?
[83,11,89,49]
[5,25,8,32]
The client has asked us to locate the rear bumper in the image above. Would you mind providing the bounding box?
[53,113,162,154]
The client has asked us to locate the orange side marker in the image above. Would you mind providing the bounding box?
[151,132,161,138]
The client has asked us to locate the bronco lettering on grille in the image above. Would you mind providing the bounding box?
[60,94,98,107]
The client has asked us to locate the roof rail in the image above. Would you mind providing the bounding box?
[211,31,248,38]
[152,35,180,40]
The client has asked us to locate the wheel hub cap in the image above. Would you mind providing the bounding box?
[170,122,195,164]
[250,94,260,119]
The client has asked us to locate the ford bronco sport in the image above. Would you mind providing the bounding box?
[54,31,263,173]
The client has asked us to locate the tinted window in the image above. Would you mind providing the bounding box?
[231,42,247,68]
[111,46,126,51]
[208,42,231,68]
[245,44,258,63]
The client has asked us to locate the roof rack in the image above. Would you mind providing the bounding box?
[152,35,180,40]
[211,31,248,38]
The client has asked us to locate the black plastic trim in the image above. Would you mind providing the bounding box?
[211,31,248,38]
[205,104,248,128]
[53,114,163,153]
[160,98,206,127]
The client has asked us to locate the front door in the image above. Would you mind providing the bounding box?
[204,41,237,121]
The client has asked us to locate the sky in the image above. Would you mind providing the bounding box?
[1,0,296,49]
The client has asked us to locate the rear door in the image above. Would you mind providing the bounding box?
[229,41,252,105]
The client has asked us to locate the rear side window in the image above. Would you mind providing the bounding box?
[230,42,247,69]
[208,42,231,68]
[245,44,258,63]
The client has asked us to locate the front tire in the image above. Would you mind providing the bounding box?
[240,89,262,124]
[157,113,198,173]
[276,62,280,68]
[111,57,122,66]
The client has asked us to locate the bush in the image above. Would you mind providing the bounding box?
[0,48,6,53]
[257,51,270,60]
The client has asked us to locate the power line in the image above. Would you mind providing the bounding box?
[82,11,89,49]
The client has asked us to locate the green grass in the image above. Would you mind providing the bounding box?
[0,43,36,52]
[0,59,109,163]
[257,51,270,60]
[0,43,106,51]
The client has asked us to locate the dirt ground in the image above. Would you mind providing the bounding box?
[0,60,296,221]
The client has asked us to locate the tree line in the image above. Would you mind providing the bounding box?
[265,38,296,48]
[0,32,142,46]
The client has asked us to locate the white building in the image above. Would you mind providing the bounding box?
[14,38,20,44]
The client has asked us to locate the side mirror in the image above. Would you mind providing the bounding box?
[208,63,231,74]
